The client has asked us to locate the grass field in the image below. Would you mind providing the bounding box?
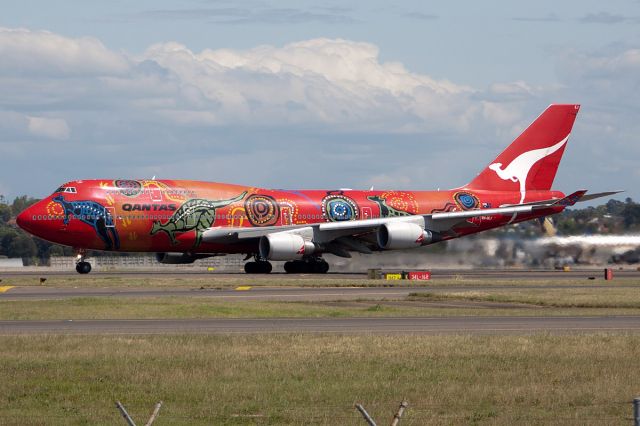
[411,286,640,308]
[3,296,640,320]
[0,333,637,425]
[2,275,640,424]
[2,274,638,288]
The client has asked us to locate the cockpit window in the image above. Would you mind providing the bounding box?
[55,187,77,193]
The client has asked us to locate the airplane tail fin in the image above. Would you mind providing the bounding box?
[466,104,580,199]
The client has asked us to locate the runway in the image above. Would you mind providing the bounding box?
[1,316,639,335]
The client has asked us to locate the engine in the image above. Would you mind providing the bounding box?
[377,222,435,250]
[259,233,316,261]
[155,252,209,264]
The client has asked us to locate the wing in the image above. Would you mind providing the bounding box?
[201,190,621,256]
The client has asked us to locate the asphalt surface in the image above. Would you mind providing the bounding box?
[1,316,639,335]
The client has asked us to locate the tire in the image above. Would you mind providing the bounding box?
[245,261,272,274]
[75,261,92,274]
[284,261,297,274]
[315,261,329,274]
[244,262,257,274]
[259,262,273,274]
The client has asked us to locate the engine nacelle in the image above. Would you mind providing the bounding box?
[259,233,316,261]
[155,252,208,264]
[377,222,434,250]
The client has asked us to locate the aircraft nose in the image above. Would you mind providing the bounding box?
[16,202,48,237]
[16,207,33,232]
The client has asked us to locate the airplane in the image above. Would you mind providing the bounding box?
[16,104,619,274]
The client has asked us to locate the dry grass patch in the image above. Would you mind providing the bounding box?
[0,333,637,424]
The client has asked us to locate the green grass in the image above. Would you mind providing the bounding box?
[0,333,637,425]
[411,286,640,308]
[4,296,640,320]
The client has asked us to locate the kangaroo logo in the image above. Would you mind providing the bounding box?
[489,135,568,203]
[368,196,411,217]
[150,192,247,247]
[52,195,120,250]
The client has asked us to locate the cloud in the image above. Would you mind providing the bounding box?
[579,12,638,24]
[27,116,70,140]
[132,7,356,24]
[0,27,637,203]
[512,14,561,22]
[125,37,477,131]
[0,27,129,76]
[403,12,439,21]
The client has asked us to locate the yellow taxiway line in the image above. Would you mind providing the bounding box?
[0,286,15,293]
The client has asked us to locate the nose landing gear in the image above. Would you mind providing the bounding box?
[75,250,92,274]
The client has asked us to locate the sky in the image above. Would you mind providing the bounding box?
[0,0,639,202]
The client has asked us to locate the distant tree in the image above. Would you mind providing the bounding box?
[11,195,39,216]
[621,203,640,230]
[0,204,10,223]
[8,233,37,259]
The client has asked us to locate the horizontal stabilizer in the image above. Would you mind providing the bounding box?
[577,190,624,202]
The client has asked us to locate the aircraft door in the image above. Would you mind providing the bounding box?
[362,207,372,219]
[280,206,292,225]
[105,206,116,227]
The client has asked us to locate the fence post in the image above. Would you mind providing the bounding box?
[634,398,640,426]
[144,401,163,426]
[355,404,377,426]
[116,401,137,426]
[390,400,407,426]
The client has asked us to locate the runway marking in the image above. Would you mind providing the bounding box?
[235,286,252,291]
[0,286,14,293]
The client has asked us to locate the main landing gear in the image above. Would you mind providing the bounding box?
[284,257,329,274]
[244,255,273,274]
[75,250,92,274]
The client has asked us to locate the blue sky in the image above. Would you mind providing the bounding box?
[1,1,639,201]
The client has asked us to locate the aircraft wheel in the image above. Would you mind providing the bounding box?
[284,261,300,274]
[258,261,272,274]
[245,261,272,274]
[75,261,92,274]
[244,262,257,274]
[314,260,329,274]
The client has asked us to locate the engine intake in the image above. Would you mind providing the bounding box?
[259,233,316,261]
[377,222,435,250]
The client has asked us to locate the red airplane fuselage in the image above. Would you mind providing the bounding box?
[17,179,564,254]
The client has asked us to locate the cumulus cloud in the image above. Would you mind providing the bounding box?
[137,38,475,131]
[0,27,129,76]
[0,27,637,202]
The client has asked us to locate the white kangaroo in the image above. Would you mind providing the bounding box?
[489,135,569,203]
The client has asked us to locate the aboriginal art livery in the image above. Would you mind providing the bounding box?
[16,104,619,274]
